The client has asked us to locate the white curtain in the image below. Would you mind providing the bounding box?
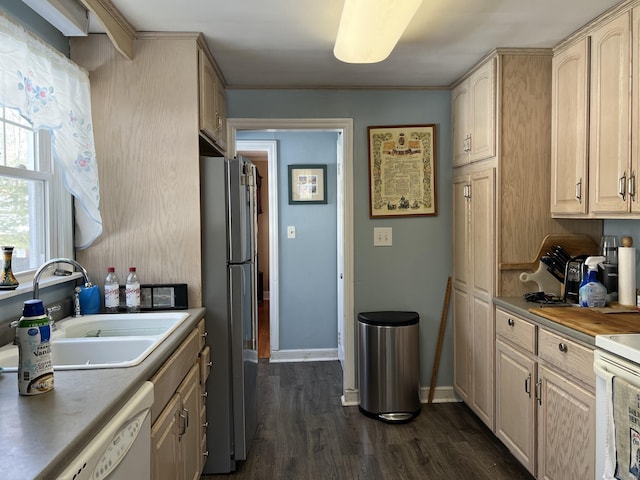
[0,12,102,249]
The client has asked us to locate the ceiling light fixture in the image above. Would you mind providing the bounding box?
[333,0,423,64]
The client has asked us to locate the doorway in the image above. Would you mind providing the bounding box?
[229,119,357,405]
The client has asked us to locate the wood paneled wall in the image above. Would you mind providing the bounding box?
[71,34,203,306]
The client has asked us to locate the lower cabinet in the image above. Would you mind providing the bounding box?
[494,307,595,479]
[150,319,210,480]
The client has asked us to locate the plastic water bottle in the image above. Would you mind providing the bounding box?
[104,267,120,313]
[125,267,141,313]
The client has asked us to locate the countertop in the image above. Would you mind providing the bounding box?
[0,307,206,480]
[494,297,640,344]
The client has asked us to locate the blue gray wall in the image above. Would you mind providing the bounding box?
[238,130,339,350]
[228,89,453,387]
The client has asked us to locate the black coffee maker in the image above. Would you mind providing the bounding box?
[563,255,588,304]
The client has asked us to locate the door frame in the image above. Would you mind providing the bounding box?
[227,118,357,405]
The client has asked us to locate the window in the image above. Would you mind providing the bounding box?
[0,106,72,278]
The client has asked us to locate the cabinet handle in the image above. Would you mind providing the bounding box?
[558,342,568,353]
[535,380,542,405]
[201,331,208,339]
[524,373,532,397]
[575,178,582,203]
[507,318,515,327]
[203,421,209,428]
[179,409,188,436]
[467,133,472,153]
[629,172,636,199]
[208,361,213,367]
[619,172,627,201]
[201,391,208,398]
[203,451,209,458]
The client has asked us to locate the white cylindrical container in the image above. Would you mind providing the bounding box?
[17,299,54,395]
[619,237,637,307]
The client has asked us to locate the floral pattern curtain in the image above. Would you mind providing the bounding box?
[0,12,102,249]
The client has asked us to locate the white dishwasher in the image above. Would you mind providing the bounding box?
[56,381,154,480]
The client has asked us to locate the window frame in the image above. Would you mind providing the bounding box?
[0,118,73,298]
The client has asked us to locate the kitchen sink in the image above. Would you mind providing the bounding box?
[0,311,191,371]
[54,312,189,339]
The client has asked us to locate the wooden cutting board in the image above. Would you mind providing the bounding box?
[529,307,640,336]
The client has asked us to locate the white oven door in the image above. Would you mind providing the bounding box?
[594,350,640,480]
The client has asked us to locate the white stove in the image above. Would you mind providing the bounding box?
[594,333,640,480]
[596,333,640,364]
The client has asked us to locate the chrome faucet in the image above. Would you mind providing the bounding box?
[33,258,93,317]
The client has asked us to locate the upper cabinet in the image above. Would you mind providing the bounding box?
[550,38,590,215]
[551,7,640,218]
[198,46,227,155]
[589,13,631,214]
[452,58,496,167]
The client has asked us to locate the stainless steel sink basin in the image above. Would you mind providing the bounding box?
[0,311,190,371]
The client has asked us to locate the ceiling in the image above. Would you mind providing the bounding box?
[91,0,622,89]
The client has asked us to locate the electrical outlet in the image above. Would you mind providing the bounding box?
[287,226,296,239]
[373,227,392,246]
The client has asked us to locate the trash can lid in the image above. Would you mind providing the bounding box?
[357,311,419,326]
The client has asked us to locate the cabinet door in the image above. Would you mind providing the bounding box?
[452,83,470,167]
[551,39,589,215]
[471,296,493,427]
[151,394,182,480]
[179,364,202,480]
[469,168,495,298]
[495,340,536,475]
[214,73,227,154]
[452,174,470,289]
[198,48,218,144]
[537,365,595,480]
[632,6,640,213]
[452,286,471,403]
[468,58,496,162]
[589,13,631,214]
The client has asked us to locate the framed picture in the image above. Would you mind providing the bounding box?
[288,164,327,204]
[368,124,437,218]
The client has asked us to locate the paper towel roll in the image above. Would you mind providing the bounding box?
[618,246,636,306]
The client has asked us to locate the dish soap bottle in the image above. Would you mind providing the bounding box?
[579,256,607,307]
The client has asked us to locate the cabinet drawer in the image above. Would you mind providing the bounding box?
[538,328,594,389]
[150,328,200,424]
[495,308,536,354]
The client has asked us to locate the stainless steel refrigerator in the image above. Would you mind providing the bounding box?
[200,155,258,473]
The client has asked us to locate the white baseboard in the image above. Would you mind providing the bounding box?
[269,348,338,363]
[341,389,359,406]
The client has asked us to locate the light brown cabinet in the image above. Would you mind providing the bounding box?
[550,38,589,215]
[199,47,227,154]
[494,308,595,479]
[451,58,496,167]
[495,309,537,475]
[452,167,495,427]
[551,6,640,217]
[151,319,209,480]
[588,12,631,215]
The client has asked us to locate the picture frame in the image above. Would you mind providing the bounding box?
[368,124,437,218]
[288,164,327,204]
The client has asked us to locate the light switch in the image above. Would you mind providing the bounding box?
[374,227,392,246]
[287,226,296,239]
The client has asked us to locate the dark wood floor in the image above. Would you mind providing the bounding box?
[202,361,535,480]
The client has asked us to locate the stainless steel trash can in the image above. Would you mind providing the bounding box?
[358,311,420,423]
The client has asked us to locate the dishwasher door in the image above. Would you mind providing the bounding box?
[56,381,154,480]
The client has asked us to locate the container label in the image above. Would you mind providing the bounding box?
[17,316,54,395]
